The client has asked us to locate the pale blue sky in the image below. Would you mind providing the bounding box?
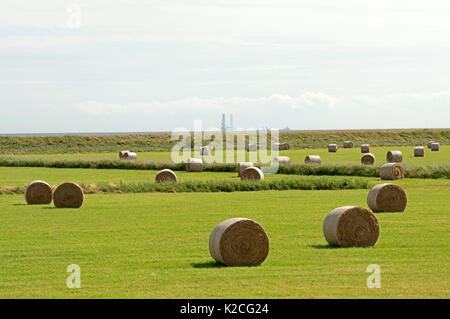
[1,0,449,133]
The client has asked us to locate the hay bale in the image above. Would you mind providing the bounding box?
[367,183,407,212]
[343,141,353,148]
[24,180,53,205]
[186,158,203,172]
[209,218,269,266]
[414,146,425,157]
[361,144,370,153]
[281,143,290,151]
[241,167,264,181]
[323,206,380,247]
[361,153,376,165]
[273,156,291,165]
[119,150,130,159]
[246,144,257,152]
[430,142,440,151]
[328,144,338,152]
[200,146,211,156]
[120,151,137,160]
[304,155,321,164]
[155,169,178,183]
[386,151,403,163]
[237,162,254,177]
[53,182,84,208]
[380,163,404,180]
[427,141,435,149]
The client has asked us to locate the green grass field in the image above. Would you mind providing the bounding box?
[0,188,448,298]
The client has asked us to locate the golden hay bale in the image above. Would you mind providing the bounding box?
[328,144,338,152]
[427,141,435,149]
[367,183,407,213]
[237,162,254,177]
[200,146,211,156]
[361,144,370,153]
[361,153,376,165]
[414,146,425,157]
[241,167,264,181]
[186,158,203,172]
[380,163,404,180]
[430,142,440,151]
[304,155,321,164]
[386,151,403,163]
[323,206,380,247]
[273,156,291,165]
[343,141,354,148]
[53,182,84,208]
[24,180,53,205]
[119,150,130,159]
[209,218,269,266]
[155,169,178,183]
[246,144,257,152]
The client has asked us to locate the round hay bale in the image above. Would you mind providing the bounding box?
[155,169,178,183]
[53,182,84,208]
[237,162,254,177]
[200,146,211,156]
[328,144,338,152]
[323,206,380,247]
[380,163,404,180]
[361,144,370,153]
[386,151,403,163]
[430,142,440,151]
[281,143,290,151]
[367,183,407,212]
[246,144,257,152]
[241,167,264,181]
[414,146,425,157]
[119,150,130,159]
[305,155,321,164]
[343,141,353,148]
[273,156,291,165]
[427,141,435,149]
[361,153,376,165]
[121,151,137,160]
[24,180,53,205]
[209,218,269,266]
[186,158,203,172]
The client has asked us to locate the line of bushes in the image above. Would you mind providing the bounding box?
[0,177,370,195]
[0,157,448,179]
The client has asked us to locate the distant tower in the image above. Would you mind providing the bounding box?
[221,114,226,133]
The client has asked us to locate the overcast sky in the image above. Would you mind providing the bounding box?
[1,0,449,133]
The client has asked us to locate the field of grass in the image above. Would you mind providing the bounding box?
[0,187,448,298]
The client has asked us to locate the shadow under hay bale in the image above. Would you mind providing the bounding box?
[53,182,84,208]
[367,183,407,212]
[209,218,269,266]
[323,206,380,247]
[24,180,53,205]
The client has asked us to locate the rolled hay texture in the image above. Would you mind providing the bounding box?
[328,144,338,152]
[427,141,435,149]
[53,182,84,208]
[200,146,211,156]
[367,183,407,212]
[241,167,264,181]
[323,206,380,247]
[24,180,53,205]
[305,155,321,164]
[343,141,354,148]
[361,144,370,153]
[186,158,203,172]
[155,169,178,183]
[247,144,257,152]
[209,218,269,266]
[386,151,403,163]
[361,153,376,165]
[237,162,254,177]
[380,163,404,180]
[273,156,291,165]
[281,143,290,151]
[414,146,425,157]
[430,142,440,151]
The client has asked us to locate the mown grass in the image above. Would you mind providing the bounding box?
[1,129,448,154]
[0,189,448,298]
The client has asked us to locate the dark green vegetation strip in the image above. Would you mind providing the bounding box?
[0,157,448,179]
[0,177,370,195]
[1,129,448,153]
